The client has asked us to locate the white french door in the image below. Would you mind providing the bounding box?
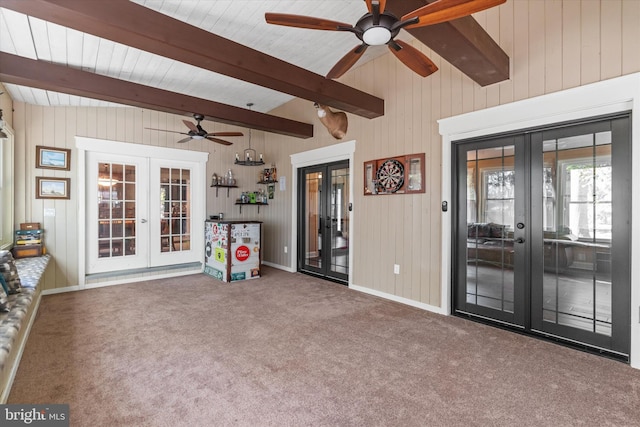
[149,159,199,267]
[87,152,149,273]
[79,138,207,275]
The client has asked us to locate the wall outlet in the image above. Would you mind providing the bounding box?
[284,246,288,254]
[394,264,400,274]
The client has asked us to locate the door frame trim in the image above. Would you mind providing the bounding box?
[290,140,355,285]
[75,137,209,286]
[439,72,640,368]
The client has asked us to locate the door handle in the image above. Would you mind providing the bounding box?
[515,237,525,243]
[140,218,148,223]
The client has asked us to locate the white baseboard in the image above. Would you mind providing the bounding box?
[262,261,295,273]
[0,291,43,403]
[349,283,447,316]
[41,285,82,295]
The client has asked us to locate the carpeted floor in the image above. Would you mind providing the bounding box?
[8,266,640,426]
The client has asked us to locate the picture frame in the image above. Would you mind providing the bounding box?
[36,145,71,171]
[363,160,376,195]
[36,177,71,200]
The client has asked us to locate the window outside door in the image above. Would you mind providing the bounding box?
[454,115,631,358]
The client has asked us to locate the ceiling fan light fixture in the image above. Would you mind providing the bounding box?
[363,26,391,45]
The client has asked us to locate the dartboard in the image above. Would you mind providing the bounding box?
[376,159,405,193]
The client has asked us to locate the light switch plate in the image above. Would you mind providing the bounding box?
[44,208,56,217]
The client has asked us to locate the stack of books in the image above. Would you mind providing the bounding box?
[12,223,44,258]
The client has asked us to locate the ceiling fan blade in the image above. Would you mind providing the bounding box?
[326,44,368,80]
[265,13,353,31]
[207,132,244,137]
[145,127,188,135]
[182,120,198,132]
[402,0,506,29]
[176,137,192,143]
[388,40,438,77]
[365,0,387,14]
[206,137,233,146]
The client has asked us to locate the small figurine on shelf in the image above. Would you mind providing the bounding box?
[271,163,277,181]
[211,172,218,186]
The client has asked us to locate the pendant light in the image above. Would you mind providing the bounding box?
[234,103,264,166]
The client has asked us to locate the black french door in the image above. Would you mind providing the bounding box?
[453,115,631,358]
[298,161,350,284]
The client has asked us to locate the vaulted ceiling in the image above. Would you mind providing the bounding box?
[0,0,508,138]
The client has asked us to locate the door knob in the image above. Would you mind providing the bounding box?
[140,218,148,223]
[515,237,525,243]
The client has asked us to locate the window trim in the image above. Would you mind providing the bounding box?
[0,125,15,250]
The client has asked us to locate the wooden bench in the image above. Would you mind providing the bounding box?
[0,254,51,402]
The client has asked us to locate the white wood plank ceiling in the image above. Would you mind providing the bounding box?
[0,0,412,113]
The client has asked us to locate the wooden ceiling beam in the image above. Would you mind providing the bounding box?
[0,0,384,119]
[386,0,509,86]
[0,52,314,138]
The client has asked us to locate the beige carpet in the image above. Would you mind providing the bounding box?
[8,266,640,426]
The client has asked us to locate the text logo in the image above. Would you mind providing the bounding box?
[235,245,250,262]
[1,404,69,426]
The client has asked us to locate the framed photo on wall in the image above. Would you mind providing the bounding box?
[36,145,71,171]
[36,177,71,200]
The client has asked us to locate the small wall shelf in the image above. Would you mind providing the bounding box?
[235,202,268,214]
[257,180,278,184]
[211,184,238,197]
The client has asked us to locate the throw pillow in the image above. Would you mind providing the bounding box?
[0,250,22,294]
[0,284,9,312]
[0,274,9,295]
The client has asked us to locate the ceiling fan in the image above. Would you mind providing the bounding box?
[145,114,243,145]
[265,0,506,79]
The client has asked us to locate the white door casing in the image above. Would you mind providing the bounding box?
[439,72,640,369]
[77,137,208,278]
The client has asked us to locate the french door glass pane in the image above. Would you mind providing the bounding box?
[97,162,137,258]
[541,132,612,336]
[466,146,515,313]
[330,167,349,276]
[160,167,191,253]
[304,172,322,269]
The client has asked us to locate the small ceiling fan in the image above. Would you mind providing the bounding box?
[145,114,243,145]
[265,0,505,79]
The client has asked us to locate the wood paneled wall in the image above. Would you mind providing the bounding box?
[11,1,640,308]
